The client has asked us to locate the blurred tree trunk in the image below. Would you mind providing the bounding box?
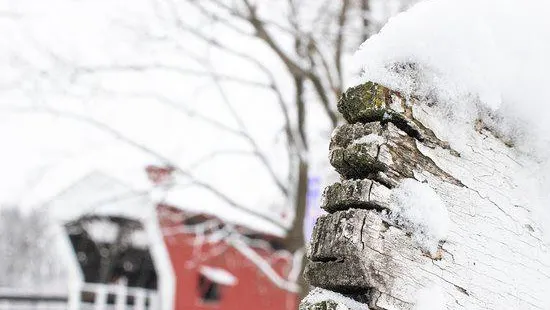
[361,0,371,42]
[284,160,309,299]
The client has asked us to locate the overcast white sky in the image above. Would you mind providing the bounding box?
[0,0,408,230]
[0,0,323,225]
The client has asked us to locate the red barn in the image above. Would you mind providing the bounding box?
[157,204,298,310]
[45,167,298,310]
[147,164,299,310]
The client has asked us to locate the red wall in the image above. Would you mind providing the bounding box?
[157,205,298,310]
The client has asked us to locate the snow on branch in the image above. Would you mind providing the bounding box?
[161,212,300,292]
[228,235,300,293]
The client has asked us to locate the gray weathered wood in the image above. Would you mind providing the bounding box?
[302,82,550,310]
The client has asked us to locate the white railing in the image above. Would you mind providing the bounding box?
[0,284,159,310]
[80,283,159,310]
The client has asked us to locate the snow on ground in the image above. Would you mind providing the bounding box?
[388,179,449,255]
[352,0,550,241]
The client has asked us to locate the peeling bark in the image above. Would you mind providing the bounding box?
[301,82,550,310]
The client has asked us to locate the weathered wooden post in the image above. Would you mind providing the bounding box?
[300,82,550,309]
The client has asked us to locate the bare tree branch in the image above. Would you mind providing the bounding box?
[154,3,306,164]
[64,72,292,197]
[0,11,20,19]
[206,63,290,196]
[361,0,371,42]
[229,233,300,293]
[239,1,339,128]
[155,2,307,142]
[187,0,252,36]
[184,150,254,171]
[71,64,271,89]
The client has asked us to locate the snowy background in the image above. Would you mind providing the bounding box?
[0,0,416,299]
[9,0,549,309]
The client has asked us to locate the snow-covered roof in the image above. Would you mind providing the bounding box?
[20,146,158,211]
[46,171,153,223]
[44,169,287,237]
[161,187,287,238]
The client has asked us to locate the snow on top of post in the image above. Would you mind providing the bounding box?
[353,0,550,157]
[352,0,550,241]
